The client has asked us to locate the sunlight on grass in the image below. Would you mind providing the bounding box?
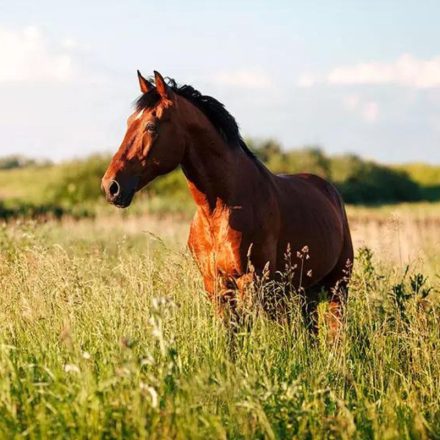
[0,217,438,438]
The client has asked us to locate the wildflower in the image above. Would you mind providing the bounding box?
[115,367,131,377]
[140,382,158,408]
[307,270,313,278]
[64,364,80,373]
[152,328,162,338]
[140,355,155,366]
[82,351,91,360]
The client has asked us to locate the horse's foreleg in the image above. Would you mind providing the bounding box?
[302,286,321,334]
[218,273,255,359]
[304,273,349,341]
[216,273,254,328]
[325,275,351,339]
[324,295,345,341]
[202,268,257,358]
[320,235,353,342]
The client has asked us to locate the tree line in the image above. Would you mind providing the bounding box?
[0,142,439,220]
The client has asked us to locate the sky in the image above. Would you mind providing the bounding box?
[1,0,440,164]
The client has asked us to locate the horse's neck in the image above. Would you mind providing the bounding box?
[181,120,264,217]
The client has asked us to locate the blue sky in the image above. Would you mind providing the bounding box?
[1,0,440,163]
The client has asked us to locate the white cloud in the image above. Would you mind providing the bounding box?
[342,95,379,123]
[298,54,440,89]
[0,26,76,83]
[212,69,272,89]
[61,37,79,50]
[362,101,379,123]
[297,73,317,88]
[342,94,360,111]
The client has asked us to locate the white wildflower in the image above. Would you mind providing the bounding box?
[140,355,155,366]
[64,364,80,373]
[140,383,159,408]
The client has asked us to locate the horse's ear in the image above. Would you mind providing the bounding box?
[154,70,171,99]
[137,70,153,94]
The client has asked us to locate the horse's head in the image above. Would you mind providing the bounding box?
[102,71,186,207]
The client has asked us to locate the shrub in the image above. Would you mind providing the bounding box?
[45,155,110,206]
[0,155,49,170]
[330,154,422,204]
[0,142,435,214]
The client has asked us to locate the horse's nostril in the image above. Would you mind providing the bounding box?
[108,180,120,197]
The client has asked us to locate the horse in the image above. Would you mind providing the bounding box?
[102,70,353,336]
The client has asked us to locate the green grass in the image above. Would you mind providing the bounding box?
[0,165,58,203]
[0,161,195,220]
[0,217,439,439]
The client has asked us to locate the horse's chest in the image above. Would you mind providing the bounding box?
[189,209,244,279]
[212,217,243,275]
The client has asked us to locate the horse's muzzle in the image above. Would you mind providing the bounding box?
[103,179,136,208]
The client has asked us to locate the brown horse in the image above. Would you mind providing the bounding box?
[102,70,353,334]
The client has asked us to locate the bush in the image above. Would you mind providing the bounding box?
[0,142,436,217]
[145,168,188,200]
[250,142,422,204]
[250,141,331,178]
[0,200,93,221]
[0,155,49,170]
[45,155,110,206]
[395,163,440,201]
[330,154,422,204]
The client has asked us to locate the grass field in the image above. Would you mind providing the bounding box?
[0,207,439,439]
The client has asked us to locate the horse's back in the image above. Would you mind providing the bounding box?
[276,173,344,214]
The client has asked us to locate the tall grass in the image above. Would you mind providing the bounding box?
[0,216,438,439]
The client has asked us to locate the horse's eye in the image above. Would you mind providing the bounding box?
[146,122,157,134]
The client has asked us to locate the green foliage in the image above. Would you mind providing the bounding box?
[44,155,110,206]
[0,200,64,220]
[246,138,283,163]
[271,147,331,178]
[37,156,189,211]
[395,163,440,201]
[250,141,424,204]
[330,155,421,204]
[353,246,378,289]
[391,269,434,323]
[1,140,440,220]
[0,155,50,170]
[249,140,331,177]
[396,162,440,186]
[146,168,188,199]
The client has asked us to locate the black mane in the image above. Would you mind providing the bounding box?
[135,77,257,160]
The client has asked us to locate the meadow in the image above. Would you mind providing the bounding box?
[0,152,439,438]
[0,203,439,439]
